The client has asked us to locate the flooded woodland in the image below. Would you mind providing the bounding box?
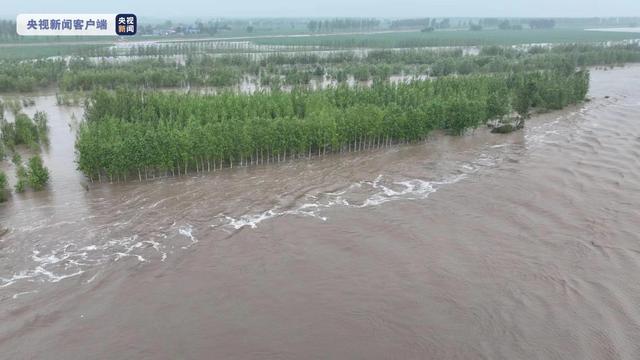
[0,64,638,358]
[1,15,640,358]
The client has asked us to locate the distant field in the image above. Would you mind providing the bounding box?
[0,44,112,60]
[251,29,640,48]
[2,28,640,60]
[0,28,309,46]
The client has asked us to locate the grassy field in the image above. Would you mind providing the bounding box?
[2,28,639,60]
[0,44,112,60]
[251,29,640,48]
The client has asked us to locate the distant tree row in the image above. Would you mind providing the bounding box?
[391,18,450,29]
[1,44,638,93]
[307,18,380,33]
[498,20,523,30]
[0,20,17,42]
[529,19,556,29]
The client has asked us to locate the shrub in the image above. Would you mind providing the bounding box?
[27,155,50,191]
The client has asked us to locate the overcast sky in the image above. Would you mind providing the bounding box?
[2,0,640,19]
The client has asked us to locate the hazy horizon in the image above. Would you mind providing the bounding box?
[1,0,640,19]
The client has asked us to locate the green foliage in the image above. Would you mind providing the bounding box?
[14,179,26,193]
[11,153,21,165]
[486,81,510,119]
[56,91,84,106]
[0,112,49,151]
[0,42,637,93]
[5,99,22,115]
[513,78,536,118]
[76,67,590,181]
[1,120,16,150]
[27,155,50,191]
[0,44,112,60]
[0,59,66,92]
[252,29,639,48]
[307,18,380,33]
[15,164,27,193]
[351,66,370,81]
[14,113,40,146]
[9,154,50,193]
[0,170,7,202]
[33,111,49,143]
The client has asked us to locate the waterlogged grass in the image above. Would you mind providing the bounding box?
[252,29,640,48]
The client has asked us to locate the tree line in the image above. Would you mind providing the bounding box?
[307,19,381,33]
[75,67,589,182]
[0,105,51,200]
[390,18,451,30]
[1,44,637,93]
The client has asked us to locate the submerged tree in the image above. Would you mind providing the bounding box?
[513,77,537,127]
[33,111,49,145]
[11,153,21,165]
[0,112,48,151]
[10,154,50,192]
[14,163,27,193]
[75,66,591,182]
[27,155,49,191]
[0,170,7,202]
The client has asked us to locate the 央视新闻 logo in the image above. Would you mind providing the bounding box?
[115,14,136,35]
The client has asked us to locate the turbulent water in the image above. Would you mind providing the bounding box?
[1,65,640,359]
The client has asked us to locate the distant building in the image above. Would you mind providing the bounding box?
[185,27,200,34]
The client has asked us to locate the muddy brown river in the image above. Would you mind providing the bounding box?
[1,66,640,359]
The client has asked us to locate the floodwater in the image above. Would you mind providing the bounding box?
[586,27,640,33]
[1,65,640,359]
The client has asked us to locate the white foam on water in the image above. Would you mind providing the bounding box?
[31,250,70,265]
[1,233,169,291]
[224,211,278,230]
[1,266,85,290]
[143,240,167,261]
[178,225,198,248]
[12,290,38,299]
[215,171,469,231]
[461,164,478,174]
[212,143,514,232]
[85,273,99,284]
[0,128,526,293]
[0,272,33,289]
[34,267,84,283]
[149,198,169,209]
